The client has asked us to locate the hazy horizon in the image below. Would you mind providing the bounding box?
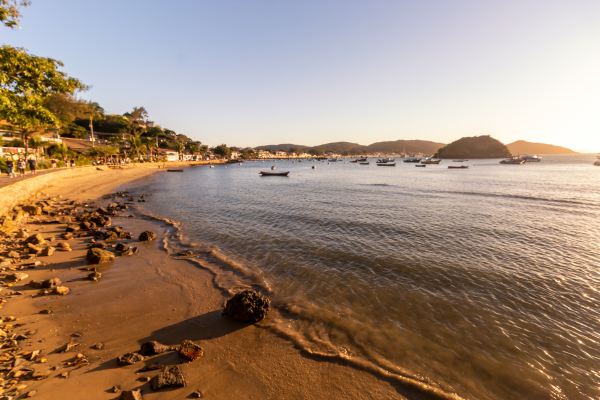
[5,0,600,151]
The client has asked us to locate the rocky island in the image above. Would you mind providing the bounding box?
[434,135,511,159]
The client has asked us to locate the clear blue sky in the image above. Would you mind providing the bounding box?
[4,0,600,151]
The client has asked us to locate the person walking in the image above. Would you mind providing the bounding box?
[6,158,16,178]
[17,158,26,177]
[70,158,75,168]
[28,157,37,175]
[51,158,57,169]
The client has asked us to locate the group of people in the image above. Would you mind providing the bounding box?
[3,155,77,178]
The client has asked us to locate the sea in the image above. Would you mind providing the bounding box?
[133,154,600,400]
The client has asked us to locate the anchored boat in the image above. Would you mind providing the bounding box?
[259,171,290,176]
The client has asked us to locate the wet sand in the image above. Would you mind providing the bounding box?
[0,166,457,399]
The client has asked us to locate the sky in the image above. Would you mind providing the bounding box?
[3,0,600,151]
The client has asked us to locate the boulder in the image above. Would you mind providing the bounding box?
[86,248,115,264]
[120,390,143,400]
[86,271,101,281]
[109,226,124,236]
[0,217,14,234]
[25,234,46,245]
[66,225,80,233]
[88,242,106,249]
[115,243,128,252]
[53,286,70,295]
[22,205,42,215]
[150,365,186,391]
[120,247,138,256]
[15,229,28,238]
[27,243,43,255]
[69,200,82,206]
[56,242,71,251]
[40,247,55,257]
[27,280,43,289]
[139,231,156,242]
[6,272,29,282]
[80,221,94,230]
[117,352,145,367]
[7,251,20,259]
[107,203,119,209]
[42,278,61,288]
[139,341,170,356]
[223,289,271,323]
[178,340,203,361]
[103,231,119,241]
[91,215,111,227]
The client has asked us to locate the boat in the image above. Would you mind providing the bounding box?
[329,158,339,162]
[448,166,468,169]
[421,158,441,164]
[500,157,525,164]
[376,163,396,166]
[356,158,367,162]
[259,171,290,176]
[360,162,370,165]
[404,157,421,163]
[376,158,396,164]
[350,160,358,163]
[415,165,426,167]
[453,159,467,162]
[522,154,542,162]
[167,169,184,172]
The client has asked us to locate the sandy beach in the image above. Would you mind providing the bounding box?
[0,166,458,400]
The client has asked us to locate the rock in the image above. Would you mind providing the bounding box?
[92,343,104,350]
[120,247,137,256]
[15,229,28,238]
[52,286,70,295]
[58,341,80,353]
[39,309,52,314]
[25,234,46,245]
[139,231,156,242]
[139,341,170,356]
[0,216,15,234]
[40,247,55,257]
[7,251,20,259]
[65,225,80,233]
[111,386,120,393]
[69,200,82,206]
[109,226,124,236]
[86,248,115,264]
[107,203,119,209]
[26,390,37,397]
[150,365,186,391]
[72,353,89,365]
[178,250,193,256]
[56,242,71,251]
[119,390,142,400]
[115,243,128,252]
[179,340,203,361]
[61,233,74,240]
[86,271,101,281]
[42,278,61,288]
[96,207,108,215]
[190,391,203,398]
[117,352,145,367]
[80,221,94,230]
[103,231,118,241]
[22,205,42,215]
[6,272,29,282]
[92,215,111,227]
[27,243,43,255]
[88,242,106,249]
[138,363,163,372]
[223,289,271,323]
[27,280,43,289]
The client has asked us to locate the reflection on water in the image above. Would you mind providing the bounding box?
[138,155,600,400]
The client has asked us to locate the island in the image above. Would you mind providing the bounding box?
[434,135,510,159]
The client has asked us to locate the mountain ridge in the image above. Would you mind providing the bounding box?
[506,140,578,154]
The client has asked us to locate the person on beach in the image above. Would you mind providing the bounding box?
[17,158,26,176]
[6,158,16,178]
[28,157,37,175]
[70,159,75,168]
[51,158,57,169]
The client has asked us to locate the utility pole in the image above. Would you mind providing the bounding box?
[89,117,95,147]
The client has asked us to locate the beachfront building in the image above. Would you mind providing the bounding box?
[257,150,272,159]
[231,151,241,159]
[157,148,179,162]
[276,151,287,157]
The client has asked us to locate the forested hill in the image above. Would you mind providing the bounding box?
[255,140,446,154]
[435,136,510,159]
[507,140,578,154]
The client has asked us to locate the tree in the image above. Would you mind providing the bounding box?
[48,142,68,163]
[85,101,105,146]
[173,141,184,160]
[28,135,47,160]
[0,134,4,147]
[128,137,145,161]
[213,144,231,158]
[0,45,87,158]
[142,137,156,159]
[1,0,30,29]
[188,144,198,159]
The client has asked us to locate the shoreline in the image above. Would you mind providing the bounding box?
[0,166,460,399]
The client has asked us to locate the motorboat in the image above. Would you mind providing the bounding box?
[404,157,421,163]
[415,165,426,167]
[376,158,396,164]
[522,154,541,162]
[421,158,441,164]
[500,157,525,164]
[360,162,370,165]
[453,159,467,162]
[376,163,396,166]
[259,171,290,176]
[356,157,368,162]
[448,166,468,169]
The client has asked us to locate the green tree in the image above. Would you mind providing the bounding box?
[28,134,47,160]
[128,137,145,161]
[142,137,156,159]
[213,144,231,158]
[0,45,87,158]
[0,0,30,29]
[173,141,184,160]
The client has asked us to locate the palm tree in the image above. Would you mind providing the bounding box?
[173,141,184,161]
[50,143,69,166]
[128,137,145,161]
[188,144,198,160]
[142,137,156,160]
[28,135,48,161]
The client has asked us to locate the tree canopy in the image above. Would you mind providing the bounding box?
[1,0,30,29]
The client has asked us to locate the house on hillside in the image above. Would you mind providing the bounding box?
[257,150,272,158]
[231,151,240,159]
[41,132,62,144]
[276,151,287,157]
[158,148,179,162]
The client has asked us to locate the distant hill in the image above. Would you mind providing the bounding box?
[435,135,510,159]
[255,144,309,151]
[507,140,578,154]
[255,139,446,154]
[365,140,445,154]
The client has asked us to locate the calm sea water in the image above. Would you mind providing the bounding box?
[135,155,600,400]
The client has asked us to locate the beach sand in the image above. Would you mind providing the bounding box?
[0,167,455,400]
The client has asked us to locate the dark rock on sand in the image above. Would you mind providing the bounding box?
[138,363,164,372]
[150,365,186,391]
[40,247,55,256]
[139,231,156,242]
[65,225,80,233]
[88,242,106,249]
[117,352,146,367]
[179,340,204,361]
[119,389,143,400]
[28,280,43,289]
[223,289,271,323]
[139,341,170,356]
[86,248,115,264]
[42,278,61,288]
[22,205,42,215]
[93,343,104,350]
[7,250,20,259]
[120,247,138,256]
[103,231,119,241]
[25,234,46,245]
[86,271,101,281]
[115,243,128,252]
[26,243,43,255]
[6,272,29,282]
